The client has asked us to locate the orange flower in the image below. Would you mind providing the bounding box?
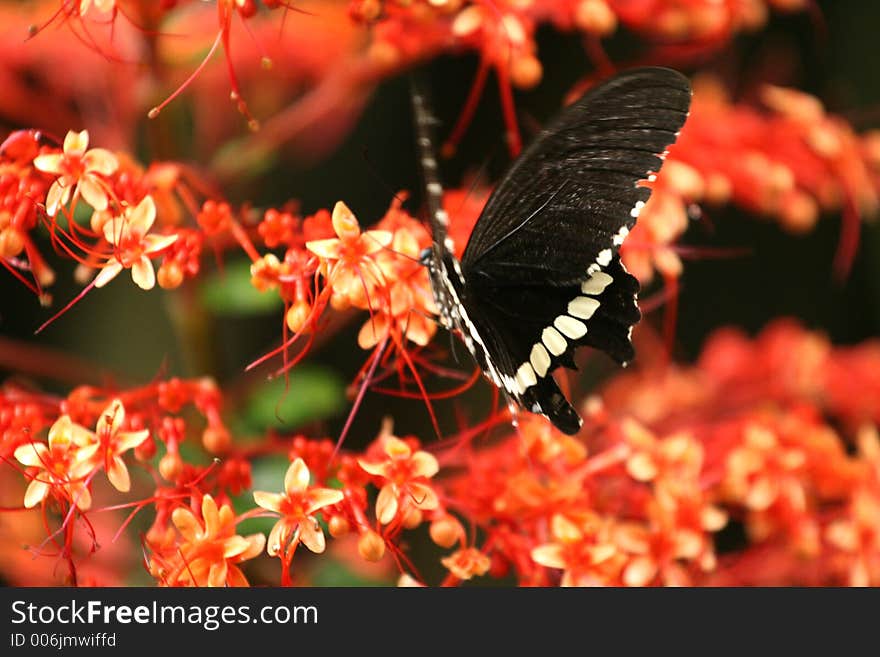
[33,130,118,216]
[306,201,391,309]
[252,458,343,557]
[13,415,94,510]
[623,421,703,489]
[93,195,178,290]
[723,423,807,512]
[358,434,439,524]
[441,548,491,581]
[531,513,623,586]
[77,399,149,493]
[358,218,438,349]
[613,490,727,587]
[158,495,265,587]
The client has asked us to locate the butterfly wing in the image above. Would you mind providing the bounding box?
[461,67,691,285]
[457,67,692,434]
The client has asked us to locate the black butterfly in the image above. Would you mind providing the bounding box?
[412,67,692,435]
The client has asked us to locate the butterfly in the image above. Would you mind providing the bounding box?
[412,67,692,435]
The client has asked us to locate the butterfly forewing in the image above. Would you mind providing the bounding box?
[461,67,692,287]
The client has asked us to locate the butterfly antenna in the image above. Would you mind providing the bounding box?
[409,73,450,248]
[360,146,409,208]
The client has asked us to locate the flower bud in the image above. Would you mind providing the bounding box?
[430,515,464,548]
[358,529,386,562]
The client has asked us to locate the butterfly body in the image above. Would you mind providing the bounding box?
[415,67,692,435]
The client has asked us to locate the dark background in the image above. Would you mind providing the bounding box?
[1,1,878,447]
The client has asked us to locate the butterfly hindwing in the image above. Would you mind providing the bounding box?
[459,256,640,433]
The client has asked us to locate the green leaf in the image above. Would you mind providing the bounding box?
[243,366,345,431]
[199,259,283,316]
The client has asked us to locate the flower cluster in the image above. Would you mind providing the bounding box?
[3,319,880,587]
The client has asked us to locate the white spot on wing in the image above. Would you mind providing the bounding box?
[630,201,645,219]
[554,315,587,340]
[581,272,613,295]
[515,363,537,391]
[568,296,600,319]
[596,249,612,267]
[542,326,567,356]
[530,343,551,377]
[613,225,630,246]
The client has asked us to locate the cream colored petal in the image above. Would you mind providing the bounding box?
[305,238,342,260]
[297,519,326,553]
[23,479,50,508]
[202,495,220,537]
[267,518,292,556]
[33,153,64,175]
[253,491,284,513]
[69,457,95,480]
[330,201,360,240]
[551,514,583,543]
[14,442,49,467]
[410,451,439,478]
[48,415,74,448]
[408,482,439,511]
[76,442,100,464]
[82,148,118,175]
[376,484,399,524]
[357,458,389,478]
[626,453,658,482]
[116,429,149,452]
[102,214,123,245]
[79,176,109,212]
[129,195,157,234]
[70,423,96,447]
[95,400,123,437]
[362,230,393,253]
[44,180,69,217]
[240,533,266,561]
[143,233,178,254]
[70,483,92,510]
[745,476,778,511]
[701,505,728,532]
[172,507,201,542]
[222,535,250,558]
[826,521,858,551]
[131,256,156,290]
[207,560,228,587]
[107,456,131,492]
[64,130,89,156]
[384,437,412,459]
[93,258,123,288]
[284,458,311,494]
[531,544,566,569]
[306,488,344,514]
[357,315,387,350]
[623,556,659,587]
